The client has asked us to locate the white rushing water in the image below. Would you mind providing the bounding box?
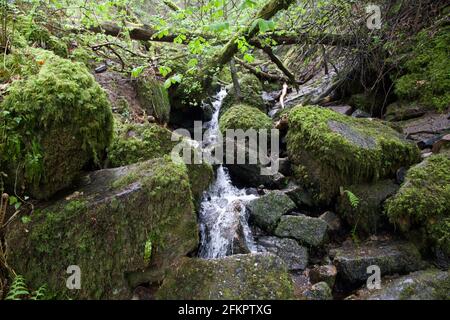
[198,89,258,259]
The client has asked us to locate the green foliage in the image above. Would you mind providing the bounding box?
[219,104,272,132]
[5,275,48,300]
[394,27,450,112]
[344,190,360,209]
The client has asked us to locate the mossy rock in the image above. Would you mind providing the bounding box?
[275,215,328,247]
[348,92,380,116]
[220,74,266,118]
[286,106,420,205]
[16,18,69,57]
[107,118,213,202]
[136,77,171,123]
[337,180,399,236]
[247,191,296,233]
[6,158,199,299]
[0,48,113,200]
[385,151,450,258]
[219,104,272,133]
[155,253,295,300]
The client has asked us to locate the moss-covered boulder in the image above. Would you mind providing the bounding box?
[0,48,113,199]
[385,152,450,258]
[6,157,199,299]
[136,77,171,123]
[286,106,420,205]
[337,180,399,236]
[220,74,266,118]
[107,118,213,202]
[219,104,272,133]
[155,253,295,300]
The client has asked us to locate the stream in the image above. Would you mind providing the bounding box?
[198,89,258,259]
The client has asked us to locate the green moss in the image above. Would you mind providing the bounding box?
[385,153,450,256]
[17,19,68,58]
[0,48,113,199]
[394,26,450,112]
[287,106,420,204]
[220,74,266,118]
[136,77,171,123]
[108,119,212,201]
[155,254,295,300]
[6,157,198,299]
[219,104,272,133]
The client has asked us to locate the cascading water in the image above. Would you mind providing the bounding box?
[198,89,258,259]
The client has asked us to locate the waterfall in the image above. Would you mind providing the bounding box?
[198,89,258,259]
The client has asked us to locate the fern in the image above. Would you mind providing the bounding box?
[344,190,360,208]
[5,275,30,300]
[5,275,48,300]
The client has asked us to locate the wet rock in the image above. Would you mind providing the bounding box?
[319,211,342,233]
[351,109,371,118]
[360,270,450,300]
[336,180,399,236]
[309,265,337,288]
[247,191,297,232]
[287,106,420,206]
[6,158,199,299]
[384,102,426,122]
[257,236,309,271]
[302,282,333,300]
[417,134,446,150]
[275,215,328,247]
[327,105,353,116]
[331,240,423,288]
[400,112,450,143]
[155,253,295,300]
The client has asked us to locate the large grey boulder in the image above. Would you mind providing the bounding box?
[275,215,328,247]
[257,236,309,271]
[331,240,424,287]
